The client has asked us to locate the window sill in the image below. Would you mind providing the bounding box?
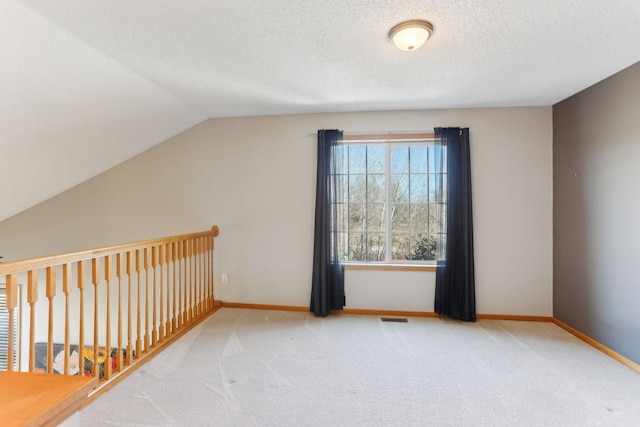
[343,264,436,272]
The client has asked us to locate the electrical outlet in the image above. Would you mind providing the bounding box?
[221,273,229,284]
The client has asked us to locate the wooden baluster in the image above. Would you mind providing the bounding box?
[166,243,172,335]
[193,238,198,319]
[91,258,100,378]
[189,239,195,322]
[193,239,198,320]
[201,238,206,312]
[204,237,213,312]
[195,238,201,316]
[27,270,38,372]
[195,237,202,317]
[172,242,178,331]
[46,267,56,374]
[5,274,18,372]
[202,238,207,311]
[62,264,71,375]
[126,251,133,366]
[144,247,151,352]
[77,261,86,377]
[158,245,165,342]
[199,238,204,315]
[135,249,142,359]
[201,237,206,311]
[116,253,123,372]
[182,240,191,324]
[207,236,213,309]
[183,241,188,324]
[178,241,184,327]
[198,237,205,316]
[104,256,112,380]
[151,246,158,347]
[203,238,208,310]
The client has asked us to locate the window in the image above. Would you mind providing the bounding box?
[333,135,446,263]
[0,286,19,371]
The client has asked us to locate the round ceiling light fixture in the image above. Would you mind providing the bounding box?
[388,20,433,51]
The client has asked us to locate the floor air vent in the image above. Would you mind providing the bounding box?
[380,317,408,323]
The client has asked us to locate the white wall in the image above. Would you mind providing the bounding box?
[0,108,553,316]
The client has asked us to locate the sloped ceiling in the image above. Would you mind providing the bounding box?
[1,0,639,221]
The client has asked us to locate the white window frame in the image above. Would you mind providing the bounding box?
[335,133,444,266]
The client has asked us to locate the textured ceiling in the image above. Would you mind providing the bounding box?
[1,0,639,221]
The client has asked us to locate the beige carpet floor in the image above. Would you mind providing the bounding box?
[80,308,640,426]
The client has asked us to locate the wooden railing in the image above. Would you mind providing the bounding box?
[0,226,219,390]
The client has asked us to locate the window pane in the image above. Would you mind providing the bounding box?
[367,174,385,203]
[391,174,409,203]
[348,145,366,174]
[436,233,446,259]
[349,204,365,231]
[348,233,366,261]
[429,145,447,173]
[410,234,437,261]
[335,232,349,261]
[391,203,409,233]
[441,146,447,173]
[335,145,347,174]
[367,234,385,261]
[391,234,410,260]
[410,146,428,173]
[429,204,446,234]
[410,174,428,203]
[348,175,366,203]
[335,203,348,232]
[335,175,348,203]
[391,146,409,174]
[366,203,386,231]
[428,173,444,203]
[411,204,429,233]
[367,145,385,174]
[428,145,437,172]
[441,175,447,203]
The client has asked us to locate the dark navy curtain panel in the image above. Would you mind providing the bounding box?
[311,129,345,317]
[434,127,476,322]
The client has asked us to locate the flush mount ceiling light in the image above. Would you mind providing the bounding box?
[388,20,433,51]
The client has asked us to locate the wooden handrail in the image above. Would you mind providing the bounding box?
[0,225,220,394]
[0,226,219,276]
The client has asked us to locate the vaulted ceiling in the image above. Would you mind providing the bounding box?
[2,0,639,221]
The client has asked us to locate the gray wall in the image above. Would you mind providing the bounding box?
[553,62,640,364]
